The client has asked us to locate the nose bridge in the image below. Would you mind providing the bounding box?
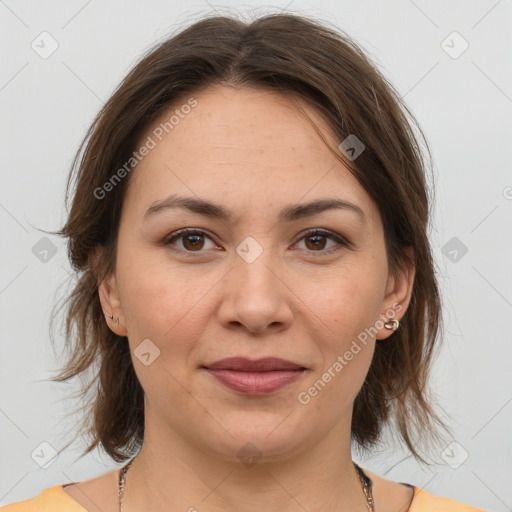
[216,234,293,333]
[234,234,280,293]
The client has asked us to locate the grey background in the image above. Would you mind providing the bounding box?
[1,1,511,510]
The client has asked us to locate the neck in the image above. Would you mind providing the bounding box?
[122,422,370,512]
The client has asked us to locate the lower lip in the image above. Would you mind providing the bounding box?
[204,369,305,395]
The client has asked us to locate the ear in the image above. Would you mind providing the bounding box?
[376,245,415,341]
[90,246,128,337]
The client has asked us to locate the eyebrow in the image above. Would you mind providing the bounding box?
[144,194,366,224]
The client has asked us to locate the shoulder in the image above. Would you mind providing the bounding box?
[410,485,488,511]
[363,468,487,512]
[0,485,86,512]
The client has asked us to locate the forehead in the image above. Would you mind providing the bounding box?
[124,84,378,228]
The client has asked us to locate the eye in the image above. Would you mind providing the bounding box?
[163,228,218,253]
[163,228,350,256]
[294,228,349,254]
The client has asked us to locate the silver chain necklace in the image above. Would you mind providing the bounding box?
[117,458,375,512]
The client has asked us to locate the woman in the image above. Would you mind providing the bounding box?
[1,12,486,512]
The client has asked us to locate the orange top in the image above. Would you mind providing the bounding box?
[0,483,487,511]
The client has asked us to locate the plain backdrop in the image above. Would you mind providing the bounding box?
[1,1,511,510]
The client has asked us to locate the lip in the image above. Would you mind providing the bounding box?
[204,357,305,372]
[202,357,306,395]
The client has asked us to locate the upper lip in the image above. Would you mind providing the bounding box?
[203,357,305,372]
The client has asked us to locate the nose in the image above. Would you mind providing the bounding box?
[216,249,294,335]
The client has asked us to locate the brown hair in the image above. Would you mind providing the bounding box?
[51,11,449,464]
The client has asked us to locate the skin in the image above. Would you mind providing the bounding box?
[64,84,416,512]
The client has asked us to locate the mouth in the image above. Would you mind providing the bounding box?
[202,357,307,395]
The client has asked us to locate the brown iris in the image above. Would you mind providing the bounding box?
[182,233,205,251]
[304,234,327,251]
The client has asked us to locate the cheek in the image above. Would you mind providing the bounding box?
[295,261,384,401]
[299,261,385,344]
[297,270,380,415]
[116,245,215,349]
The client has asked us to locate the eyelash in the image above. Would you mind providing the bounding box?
[163,228,350,257]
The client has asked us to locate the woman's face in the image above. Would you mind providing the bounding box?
[100,84,413,462]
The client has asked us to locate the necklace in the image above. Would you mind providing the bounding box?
[117,457,375,512]
[354,462,376,511]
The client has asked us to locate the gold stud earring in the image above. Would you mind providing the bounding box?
[384,318,400,331]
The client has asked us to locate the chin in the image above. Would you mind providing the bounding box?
[197,411,313,464]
